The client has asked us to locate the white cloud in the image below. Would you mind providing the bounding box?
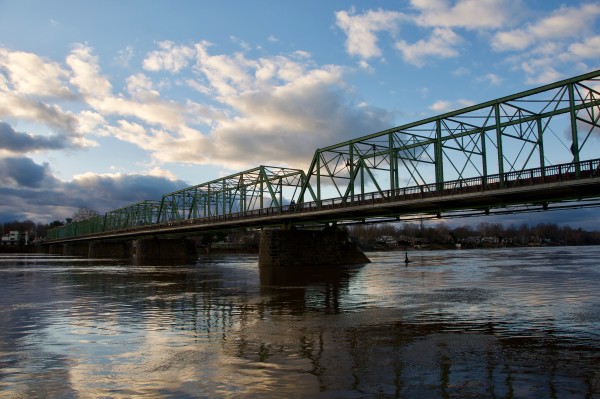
[335,8,404,60]
[1,39,396,197]
[114,45,135,68]
[334,1,599,86]
[147,167,179,180]
[66,44,112,98]
[126,73,160,101]
[492,3,600,51]
[334,1,521,66]
[429,98,474,113]
[479,73,503,86]
[429,100,453,112]
[452,66,470,76]
[457,99,475,108]
[491,29,532,52]
[0,49,72,98]
[569,35,600,59]
[0,48,99,141]
[0,91,78,132]
[142,40,196,73]
[74,110,106,135]
[67,45,194,135]
[523,64,561,85]
[395,27,461,66]
[230,36,252,51]
[489,3,600,85]
[410,0,518,30]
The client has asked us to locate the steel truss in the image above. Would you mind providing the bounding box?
[47,70,600,241]
[157,165,315,223]
[103,200,162,230]
[299,70,600,204]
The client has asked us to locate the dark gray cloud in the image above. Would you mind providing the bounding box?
[0,156,188,223]
[0,122,68,153]
[0,156,56,188]
[64,173,188,209]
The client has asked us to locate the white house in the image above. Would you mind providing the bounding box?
[1,231,26,246]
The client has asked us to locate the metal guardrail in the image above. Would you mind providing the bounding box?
[47,158,600,242]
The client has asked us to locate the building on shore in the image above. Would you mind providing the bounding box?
[1,231,27,246]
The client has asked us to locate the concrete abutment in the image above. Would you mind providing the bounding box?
[134,238,198,265]
[63,242,89,257]
[48,244,63,255]
[258,228,370,267]
[89,240,132,258]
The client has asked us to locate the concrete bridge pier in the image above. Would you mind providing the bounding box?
[89,240,132,259]
[258,227,370,267]
[48,244,63,255]
[63,242,89,257]
[134,238,198,265]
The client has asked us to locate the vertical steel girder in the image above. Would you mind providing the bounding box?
[299,69,600,203]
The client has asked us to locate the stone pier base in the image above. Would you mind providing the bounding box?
[258,228,370,267]
[35,244,49,254]
[89,240,131,258]
[63,242,90,257]
[48,244,63,255]
[134,238,198,265]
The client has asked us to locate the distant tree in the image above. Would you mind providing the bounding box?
[2,220,35,233]
[452,224,474,242]
[72,207,99,222]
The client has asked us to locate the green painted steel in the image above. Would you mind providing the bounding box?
[47,70,600,241]
[299,69,600,204]
[103,200,162,231]
[156,165,315,223]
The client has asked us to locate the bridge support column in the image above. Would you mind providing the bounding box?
[89,240,132,259]
[63,242,89,257]
[48,244,62,255]
[258,227,370,267]
[134,238,198,265]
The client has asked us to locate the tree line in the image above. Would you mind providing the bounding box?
[3,207,600,248]
[349,221,600,248]
[1,208,99,243]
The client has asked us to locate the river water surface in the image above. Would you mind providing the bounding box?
[1,247,599,398]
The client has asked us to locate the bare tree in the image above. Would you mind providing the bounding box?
[72,207,100,222]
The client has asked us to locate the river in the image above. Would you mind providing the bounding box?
[1,246,599,398]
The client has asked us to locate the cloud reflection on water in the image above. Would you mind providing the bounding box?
[0,249,599,397]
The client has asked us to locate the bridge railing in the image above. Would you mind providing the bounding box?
[285,158,599,212]
[47,158,600,241]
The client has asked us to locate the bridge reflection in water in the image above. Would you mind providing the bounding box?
[1,249,598,397]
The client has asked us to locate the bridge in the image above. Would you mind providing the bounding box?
[45,70,600,265]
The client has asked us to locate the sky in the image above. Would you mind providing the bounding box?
[1,0,599,228]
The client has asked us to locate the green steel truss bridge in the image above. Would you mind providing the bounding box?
[47,70,600,242]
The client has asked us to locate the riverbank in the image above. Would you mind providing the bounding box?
[361,241,589,251]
